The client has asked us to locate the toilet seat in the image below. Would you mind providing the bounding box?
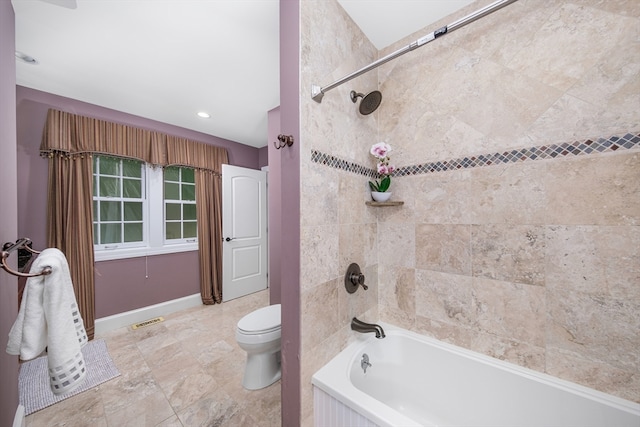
[238,325,280,335]
[237,304,281,335]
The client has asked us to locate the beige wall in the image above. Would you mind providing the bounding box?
[377,0,639,403]
[300,0,380,424]
[300,0,639,423]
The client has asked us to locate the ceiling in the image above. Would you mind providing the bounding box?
[336,0,473,50]
[12,0,472,148]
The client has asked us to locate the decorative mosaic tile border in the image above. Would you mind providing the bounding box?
[310,150,378,178]
[311,132,640,178]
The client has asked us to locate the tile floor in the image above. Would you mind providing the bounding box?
[25,290,282,427]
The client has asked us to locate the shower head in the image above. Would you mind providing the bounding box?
[350,90,382,115]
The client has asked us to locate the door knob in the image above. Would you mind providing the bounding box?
[224,237,234,242]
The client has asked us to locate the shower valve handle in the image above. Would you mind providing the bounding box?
[345,263,368,293]
[349,272,368,290]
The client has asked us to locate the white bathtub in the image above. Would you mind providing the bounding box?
[312,323,640,427]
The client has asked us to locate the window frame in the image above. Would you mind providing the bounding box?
[93,156,198,262]
[163,166,198,245]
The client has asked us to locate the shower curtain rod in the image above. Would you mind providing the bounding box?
[311,0,518,103]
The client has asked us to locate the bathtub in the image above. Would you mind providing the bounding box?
[312,323,640,427]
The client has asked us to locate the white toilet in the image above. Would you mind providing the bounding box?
[235,303,282,390]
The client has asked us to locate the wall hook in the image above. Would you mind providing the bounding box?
[274,134,294,149]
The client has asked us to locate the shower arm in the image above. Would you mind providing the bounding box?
[311,0,518,103]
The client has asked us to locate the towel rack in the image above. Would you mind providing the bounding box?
[1,238,52,278]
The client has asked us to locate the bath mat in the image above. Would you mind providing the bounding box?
[18,339,120,415]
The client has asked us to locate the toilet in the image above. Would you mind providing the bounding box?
[235,303,282,390]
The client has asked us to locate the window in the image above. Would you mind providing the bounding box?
[164,166,197,242]
[93,155,197,261]
[93,156,145,247]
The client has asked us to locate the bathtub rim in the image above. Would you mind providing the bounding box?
[312,322,640,427]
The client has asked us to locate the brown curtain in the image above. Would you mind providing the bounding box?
[41,109,230,335]
[166,135,229,304]
[195,171,223,304]
[45,153,96,339]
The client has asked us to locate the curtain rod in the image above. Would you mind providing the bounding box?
[311,0,518,103]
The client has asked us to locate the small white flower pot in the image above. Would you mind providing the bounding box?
[371,191,391,202]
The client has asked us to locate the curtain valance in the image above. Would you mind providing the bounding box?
[41,109,228,172]
[166,135,229,172]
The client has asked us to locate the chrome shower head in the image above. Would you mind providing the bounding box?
[350,90,382,115]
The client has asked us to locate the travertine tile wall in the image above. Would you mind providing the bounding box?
[374,0,639,403]
[300,1,380,424]
[300,0,639,422]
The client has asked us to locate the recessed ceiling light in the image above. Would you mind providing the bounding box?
[197,112,211,119]
[15,51,38,65]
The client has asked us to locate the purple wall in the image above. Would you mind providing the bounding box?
[16,86,262,318]
[94,253,200,318]
[279,1,301,425]
[97,258,197,319]
[258,146,268,169]
[268,106,281,305]
[0,3,19,424]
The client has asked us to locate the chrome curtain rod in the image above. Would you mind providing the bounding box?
[311,0,518,103]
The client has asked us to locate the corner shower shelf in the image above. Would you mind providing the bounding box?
[365,201,404,207]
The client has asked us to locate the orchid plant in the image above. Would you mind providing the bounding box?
[368,142,395,193]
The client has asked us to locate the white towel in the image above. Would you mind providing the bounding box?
[6,248,89,395]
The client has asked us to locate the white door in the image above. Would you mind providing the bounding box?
[222,164,267,302]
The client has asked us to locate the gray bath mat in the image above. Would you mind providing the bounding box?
[18,339,120,415]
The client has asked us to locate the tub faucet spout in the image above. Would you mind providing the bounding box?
[351,317,385,339]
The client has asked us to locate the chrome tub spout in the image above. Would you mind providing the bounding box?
[351,317,385,339]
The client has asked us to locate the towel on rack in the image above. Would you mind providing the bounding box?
[6,248,89,395]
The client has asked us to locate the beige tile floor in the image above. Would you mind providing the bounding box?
[25,290,282,427]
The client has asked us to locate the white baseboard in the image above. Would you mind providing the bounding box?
[13,405,25,427]
[95,293,202,335]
